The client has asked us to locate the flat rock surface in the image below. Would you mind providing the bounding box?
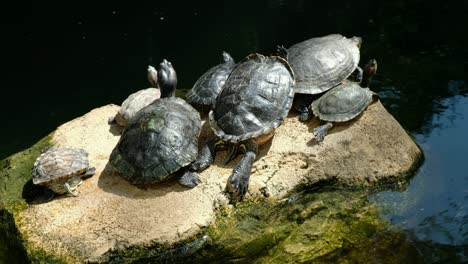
[16,101,422,262]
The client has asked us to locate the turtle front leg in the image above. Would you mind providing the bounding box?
[313,122,333,142]
[190,139,219,171]
[227,140,258,203]
[293,95,314,121]
[177,168,201,188]
[64,182,78,197]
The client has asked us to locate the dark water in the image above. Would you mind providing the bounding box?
[2,1,468,262]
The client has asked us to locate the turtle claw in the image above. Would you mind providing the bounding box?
[313,123,333,142]
[226,149,256,203]
[178,171,201,188]
[64,182,78,197]
[227,169,249,203]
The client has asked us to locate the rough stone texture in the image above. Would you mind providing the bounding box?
[15,101,422,262]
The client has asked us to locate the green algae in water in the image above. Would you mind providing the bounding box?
[185,189,438,264]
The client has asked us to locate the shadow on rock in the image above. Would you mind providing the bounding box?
[97,162,195,199]
[108,121,123,136]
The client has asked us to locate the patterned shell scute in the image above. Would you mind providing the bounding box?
[115,88,161,126]
[110,97,201,184]
[211,54,294,143]
[186,62,235,105]
[311,81,373,122]
[32,147,90,185]
[288,34,360,94]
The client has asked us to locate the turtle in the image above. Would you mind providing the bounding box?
[186,51,236,108]
[287,34,362,121]
[190,47,295,202]
[311,59,378,142]
[109,65,161,127]
[109,59,202,187]
[32,147,96,196]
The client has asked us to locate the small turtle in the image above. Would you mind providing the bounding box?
[110,59,202,187]
[186,51,235,107]
[287,34,362,121]
[312,59,378,141]
[32,147,96,196]
[110,65,161,127]
[190,48,295,202]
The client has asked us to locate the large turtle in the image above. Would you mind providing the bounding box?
[191,48,295,202]
[186,51,235,108]
[312,59,378,141]
[32,147,96,196]
[110,59,202,187]
[110,65,161,127]
[288,34,362,121]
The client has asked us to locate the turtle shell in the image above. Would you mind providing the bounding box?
[209,54,295,143]
[110,97,201,185]
[288,34,360,95]
[311,81,373,122]
[115,88,161,126]
[186,56,235,106]
[32,147,91,186]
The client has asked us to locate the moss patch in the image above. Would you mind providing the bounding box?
[0,134,59,263]
[0,134,53,209]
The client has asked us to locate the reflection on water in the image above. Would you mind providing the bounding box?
[371,92,468,253]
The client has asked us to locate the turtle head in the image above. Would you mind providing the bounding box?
[147,65,158,88]
[222,51,235,65]
[157,59,178,98]
[351,36,362,49]
[361,59,378,88]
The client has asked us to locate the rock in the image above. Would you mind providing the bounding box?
[3,100,422,263]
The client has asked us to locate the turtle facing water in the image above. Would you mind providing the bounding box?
[32,147,96,196]
[312,59,378,141]
[288,34,362,121]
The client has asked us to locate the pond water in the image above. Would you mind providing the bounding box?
[2,1,468,262]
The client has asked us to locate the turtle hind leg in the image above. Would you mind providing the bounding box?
[313,122,333,142]
[190,139,218,171]
[227,140,258,203]
[177,168,201,188]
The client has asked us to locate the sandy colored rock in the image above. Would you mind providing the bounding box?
[16,101,422,262]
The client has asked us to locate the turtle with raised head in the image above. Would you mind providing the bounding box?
[110,65,161,127]
[288,34,362,121]
[32,147,96,196]
[110,59,202,187]
[190,48,295,202]
[186,51,235,108]
[312,59,378,141]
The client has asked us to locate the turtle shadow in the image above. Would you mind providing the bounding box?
[108,121,123,136]
[97,162,194,199]
[22,180,76,204]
